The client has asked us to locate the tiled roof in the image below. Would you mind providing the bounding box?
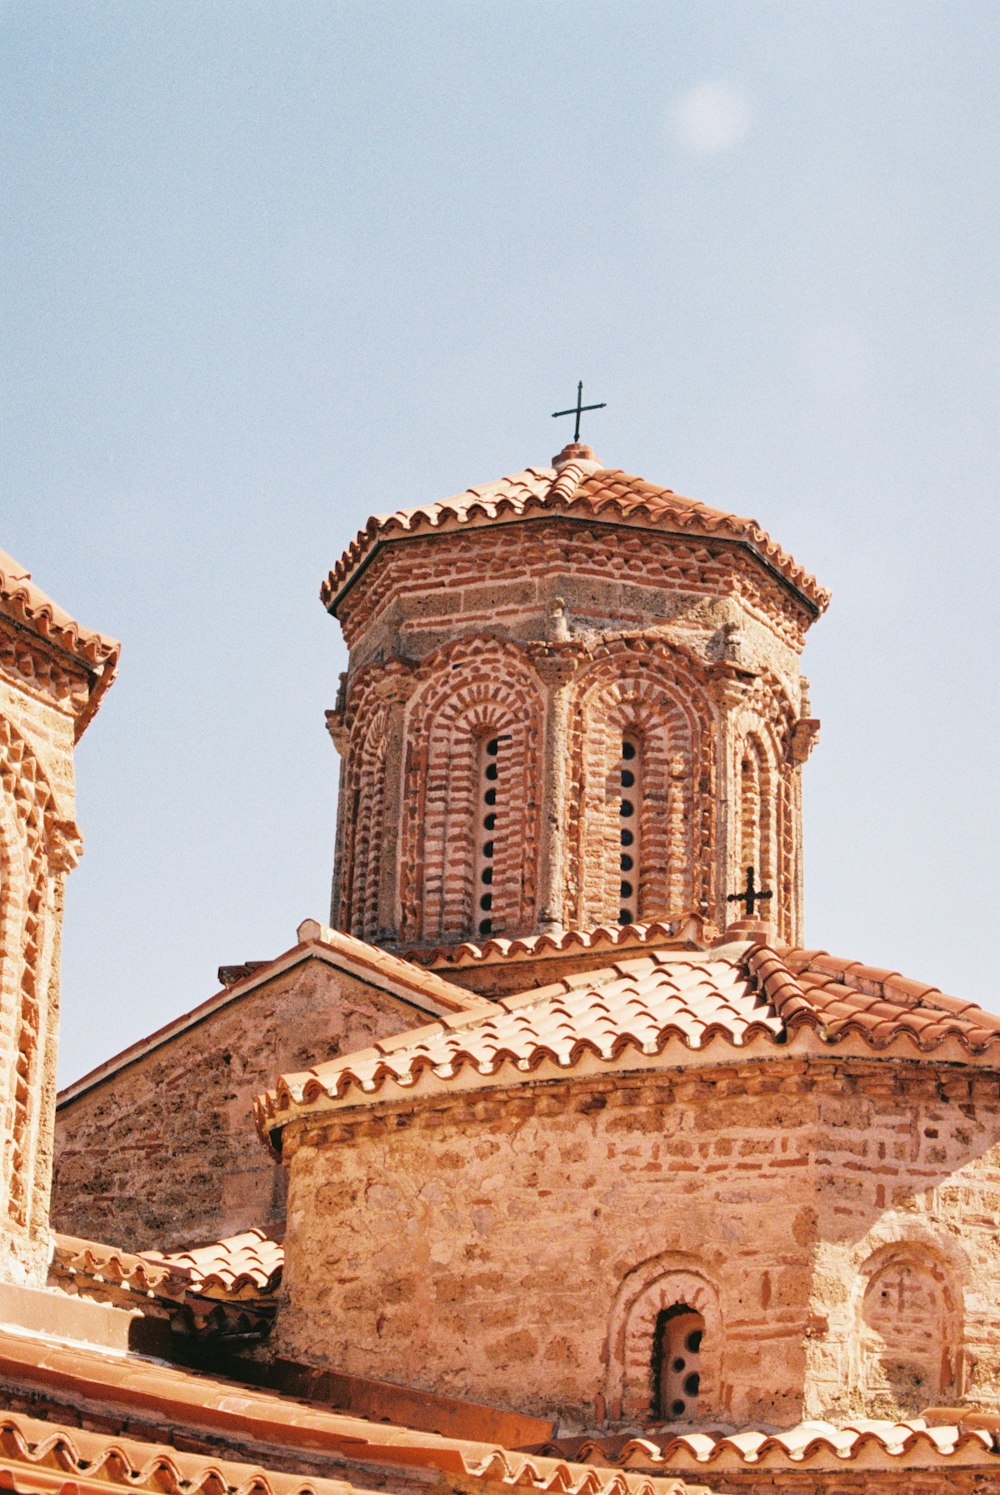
[753,946,1000,1053]
[541,1417,1000,1473]
[0,1332,710,1495]
[258,942,1000,1143]
[0,1409,361,1495]
[258,950,779,1140]
[147,1227,283,1298]
[53,1234,175,1296]
[0,548,120,737]
[407,917,709,970]
[51,1229,283,1335]
[321,454,830,616]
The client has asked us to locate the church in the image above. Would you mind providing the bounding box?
[1,435,999,1493]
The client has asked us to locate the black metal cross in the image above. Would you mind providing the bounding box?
[727,866,773,918]
[551,381,606,443]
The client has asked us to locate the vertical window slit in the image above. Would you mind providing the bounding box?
[476,736,500,936]
[618,735,640,925]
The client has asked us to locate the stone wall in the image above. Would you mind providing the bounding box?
[52,961,439,1252]
[273,1058,1000,1432]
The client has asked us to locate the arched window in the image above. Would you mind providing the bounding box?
[474,735,500,937]
[398,639,542,944]
[567,650,713,931]
[651,1304,704,1421]
[617,735,641,925]
[739,747,761,874]
[606,1260,721,1424]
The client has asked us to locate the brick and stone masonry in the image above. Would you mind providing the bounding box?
[270,1053,1000,1431]
[324,451,824,960]
[0,551,117,1284]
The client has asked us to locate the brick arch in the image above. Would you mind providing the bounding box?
[399,638,543,944]
[732,678,798,942]
[566,647,716,928]
[853,1238,964,1414]
[605,1255,723,1424]
[0,719,61,1235]
[336,701,390,940]
[736,732,774,891]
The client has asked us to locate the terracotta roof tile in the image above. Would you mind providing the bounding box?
[0,1409,359,1495]
[0,1332,708,1495]
[406,917,710,971]
[258,952,783,1139]
[321,461,829,617]
[541,1418,998,1472]
[778,958,1000,1051]
[259,941,1000,1142]
[146,1228,283,1299]
[51,1229,283,1336]
[52,1235,175,1295]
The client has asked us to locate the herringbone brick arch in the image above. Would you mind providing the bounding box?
[566,643,716,929]
[398,638,544,944]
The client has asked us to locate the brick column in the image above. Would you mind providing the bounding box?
[374,672,414,941]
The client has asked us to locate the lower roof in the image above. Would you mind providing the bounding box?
[258,940,1000,1145]
[0,1327,707,1495]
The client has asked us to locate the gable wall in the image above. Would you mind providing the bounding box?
[52,961,436,1252]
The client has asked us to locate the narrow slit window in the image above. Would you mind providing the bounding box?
[475,736,500,937]
[651,1304,703,1422]
[618,735,640,925]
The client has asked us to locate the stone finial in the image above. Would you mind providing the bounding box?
[552,442,600,470]
[297,918,335,945]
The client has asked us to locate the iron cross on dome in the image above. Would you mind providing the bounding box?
[551,381,606,443]
[727,866,773,918]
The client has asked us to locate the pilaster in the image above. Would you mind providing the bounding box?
[528,631,587,934]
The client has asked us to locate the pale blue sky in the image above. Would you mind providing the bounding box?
[1,2,997,1085]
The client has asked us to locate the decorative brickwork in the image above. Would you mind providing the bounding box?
[336,701,390,941]
[565,643,715,930]
[0,554,116,1283]
[335,521,814,658]
[398,637,543,944]
[324,450,825,956]
[607,1257,722,1425]
[0,724,55,1239]
[728,675,801,944]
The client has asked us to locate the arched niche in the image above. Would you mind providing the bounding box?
[855,1241,964,1415]
[566,646,716,930]
[605,1256,723,1425]
[399,637,543,943]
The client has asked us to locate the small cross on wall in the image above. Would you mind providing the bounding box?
[727,866,773,919]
